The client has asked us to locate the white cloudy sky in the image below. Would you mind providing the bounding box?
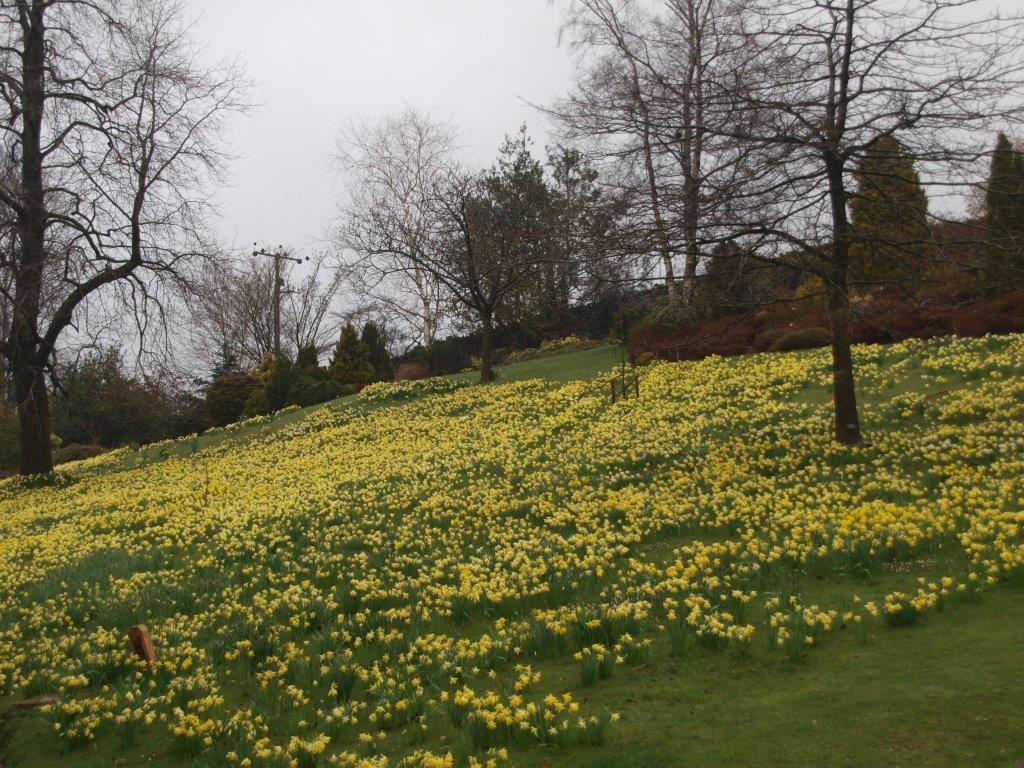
[182,1,575,256]
[182,0,1020,257]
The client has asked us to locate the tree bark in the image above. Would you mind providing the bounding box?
[10,3,53,474]
[628,60,675,301]
[826,284,861,445]
[13,354,51,474]
[479,310,495,383]
[824,148,862,446]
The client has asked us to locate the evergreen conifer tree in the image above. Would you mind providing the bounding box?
[295,344,320,373]
[361,322,394,381]
[984,132,1024,290]
[329,324,374,384]
[849,135,937,286]
[210,343,240,381]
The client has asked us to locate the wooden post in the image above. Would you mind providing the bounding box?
[610,379,616,403]
[128,624,157,663]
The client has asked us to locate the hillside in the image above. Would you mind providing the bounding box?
[1,336,1023,768]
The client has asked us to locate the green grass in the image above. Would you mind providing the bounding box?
[2,336,1022,768]
[120,344,623,472]
[449,344,626,385]
[516,587,1024,768]
[5,575,1021,767]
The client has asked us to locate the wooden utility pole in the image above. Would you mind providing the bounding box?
[252,245,307,359]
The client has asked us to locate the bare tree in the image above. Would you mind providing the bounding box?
[284,251,345,357]
[187,249,342,372]
[333,108,456,347]
[0,0,247,473]
[708,0,1024,444]
[553,0,679,299]
[428,169,547,382]
[650,0,727,299]
[551,0,748,304]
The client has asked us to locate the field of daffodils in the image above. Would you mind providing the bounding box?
[0,334,1021,767]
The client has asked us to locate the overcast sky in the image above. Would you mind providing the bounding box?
[182,1,575,256]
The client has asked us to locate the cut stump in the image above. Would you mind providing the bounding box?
[128,624,157,663]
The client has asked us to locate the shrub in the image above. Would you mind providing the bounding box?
[51,346,191,447]
[424,338,473,376]
[793,275,828,310]
[206,371,261,427]
[287,376,354,408]
[264,355,296,410]
[395,362,428,381]
[241,386,272,419]
[53,442,107,465]
[768,327,831,352]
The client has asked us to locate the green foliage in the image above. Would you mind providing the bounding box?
[241,386,272,419]
[51,347,204,448]
[424,338,473,375]
[264,355,295,410]
[286,376,354,408]
[699,242,782,316]
[205,371,261,427]
[360,322,393,381]
[210,344,241,380]
[253,353,276,383]
[984,132,1024,290]
[328,324,374,385]
[295,344,320,372]
[53,443,106,465]
[849,135,937,285]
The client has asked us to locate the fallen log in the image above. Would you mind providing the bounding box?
[1,693,58,719]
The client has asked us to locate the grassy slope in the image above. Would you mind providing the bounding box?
[3,340,1023,767]
[518,588,1024,768]
[125,345,624,470]
[7,586,1021,768]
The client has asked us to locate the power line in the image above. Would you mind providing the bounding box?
[252,244,308,359]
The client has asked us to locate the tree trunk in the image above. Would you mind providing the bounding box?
[479,311,495,383]
[681,213,699,302]
[628,61,675,301]
[825,285,861,445]
[10,3,53,474]
[824,148,862,446]
[14,360,51,474]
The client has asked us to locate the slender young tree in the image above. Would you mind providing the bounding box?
[552,0,678,298]
[551,0,747,305]
[333,108,455,347]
